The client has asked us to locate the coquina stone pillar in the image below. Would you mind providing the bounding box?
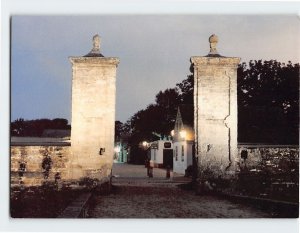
[69,35,119,180]
[191,35,240,180]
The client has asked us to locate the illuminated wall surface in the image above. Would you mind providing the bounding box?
[11,145,72,187]
[191,35,240,178]
[69,35,119,180]
[10,145,298,187]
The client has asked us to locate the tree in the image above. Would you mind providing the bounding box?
[11,118,26,136]
[237,60,299,144]
[115,120,124,141]
[11,118,70,137]
[124,77,193,164]
[176,74,194,105]
[51,118,69,129]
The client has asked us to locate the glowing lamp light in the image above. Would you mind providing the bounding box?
[114,146,121,153]
[171,130,174,136]
[179,130,187,139]
[142,141,148,147]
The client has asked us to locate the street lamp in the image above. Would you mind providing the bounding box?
[142,141,148,147]
[179,130,186,139]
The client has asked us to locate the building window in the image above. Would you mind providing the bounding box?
[154,149,156,161]
[181,145,184,161]
[175,146,178,161]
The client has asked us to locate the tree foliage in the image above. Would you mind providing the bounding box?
[115,120,125,141]
[237,60,299,144]
[125,78,194,138]
[11,118,70,137]
[123,76,194,163]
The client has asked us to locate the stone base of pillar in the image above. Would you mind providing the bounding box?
[68,164,84,180]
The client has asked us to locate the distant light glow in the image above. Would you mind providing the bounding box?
[114,146,121,153]
[142,141,148,147]
[171,130,174,136]
[179,130,186,139]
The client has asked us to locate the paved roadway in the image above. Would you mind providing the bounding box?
[87,163,272,218]
[112,163,171,178]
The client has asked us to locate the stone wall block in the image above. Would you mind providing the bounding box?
[11,146,72,187]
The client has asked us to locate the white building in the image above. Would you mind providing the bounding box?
[150,140,173,168]
[172,106,195,175]
[113,141,128,163]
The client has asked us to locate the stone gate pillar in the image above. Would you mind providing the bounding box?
[191,35,240,180]
[69,35,119,180]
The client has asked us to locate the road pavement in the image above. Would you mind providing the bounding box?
[87,163,272,218]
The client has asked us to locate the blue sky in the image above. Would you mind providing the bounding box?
[11,15,299,123]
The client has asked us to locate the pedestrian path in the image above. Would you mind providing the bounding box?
[88,182,271,218]
[87,163,272,218]
[111,163,191,186]
[112,163,187,178]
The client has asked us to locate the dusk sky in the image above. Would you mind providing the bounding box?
[11,15,299,123]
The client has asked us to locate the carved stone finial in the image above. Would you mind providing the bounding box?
[84,34,104,57]
[209,34,219,54]
[92,34,100,51]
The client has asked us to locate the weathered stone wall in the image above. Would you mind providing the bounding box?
[191,56,240,179]
[236,145,299,201]
[11,145,71,187]
[237,145,299,174]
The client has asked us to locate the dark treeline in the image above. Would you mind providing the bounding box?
[11,118,70,137]
[238,60,299,144]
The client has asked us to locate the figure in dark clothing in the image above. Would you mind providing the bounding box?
[145,158,150,176]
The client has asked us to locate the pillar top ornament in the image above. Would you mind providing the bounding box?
[209,34,219,55]
[83,34,104,57]
[92,34,100,51]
